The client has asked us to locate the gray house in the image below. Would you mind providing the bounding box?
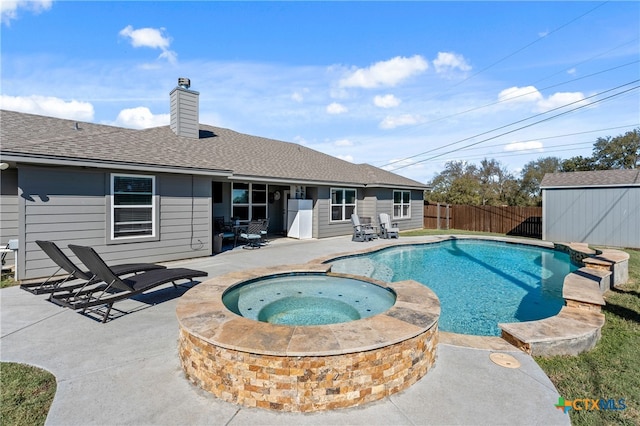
[0,79,427,280]
[541,169,640,248]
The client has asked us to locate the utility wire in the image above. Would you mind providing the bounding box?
[382,80,640,169]
[381,62,639,167]
[451,1,610,88]
[389,82,640,171]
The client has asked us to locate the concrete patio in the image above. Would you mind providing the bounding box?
[1,235,569,425]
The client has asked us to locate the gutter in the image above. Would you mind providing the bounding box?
[0,153,233,177]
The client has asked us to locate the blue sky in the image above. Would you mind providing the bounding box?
[1,1,639,184]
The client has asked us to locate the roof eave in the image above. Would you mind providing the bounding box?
[0,152,233,177]
[541,183,640,189]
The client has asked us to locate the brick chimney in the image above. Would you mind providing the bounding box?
[170,77,199,138]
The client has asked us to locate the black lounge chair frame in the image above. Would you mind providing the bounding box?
[20,241,166,297]
[49,245,207,322]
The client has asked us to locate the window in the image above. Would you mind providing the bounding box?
[111,174,155,239]
[330,188,356,221]
[232,183,267,221]
[393,190,411,219]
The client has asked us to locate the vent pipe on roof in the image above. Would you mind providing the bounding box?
[170,77,200,139]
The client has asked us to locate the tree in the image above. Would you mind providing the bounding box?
[591,128,639,169]
[561,155,595,172]
[477,158,515,205]
[427,160,479,204]
[519,157,562,205]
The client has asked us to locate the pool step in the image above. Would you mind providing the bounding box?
[499,306,605,357]
[562,268,607,312]
[582,249,630,289]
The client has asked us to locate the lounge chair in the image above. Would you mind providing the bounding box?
[49,245,207,322]
[20,240,166,296]
[239,220,263,249]
[351,214,377,242]
[378,213,400,239]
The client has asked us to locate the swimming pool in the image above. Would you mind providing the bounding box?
[329,239,578,336]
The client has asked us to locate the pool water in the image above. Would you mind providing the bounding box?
[330,240,577,336]
[222,274,396,326]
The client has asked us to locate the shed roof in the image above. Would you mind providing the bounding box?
[0,109,427,189]
[540,169,640,188]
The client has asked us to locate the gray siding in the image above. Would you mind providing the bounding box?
[1,168,18,265]
[543,186,640,248]
[19,166,211,280]
[314,187,424,239]
[314,186,353,239]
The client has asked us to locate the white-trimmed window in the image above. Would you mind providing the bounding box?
[393,190,411,219]
[111,174,156,239]
[232,183,267,221]
[330,188,356,221]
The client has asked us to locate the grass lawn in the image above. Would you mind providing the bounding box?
[0,362,56,426]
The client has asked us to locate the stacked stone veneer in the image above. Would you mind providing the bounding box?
[179,325,437,412]
[176,265,440,412]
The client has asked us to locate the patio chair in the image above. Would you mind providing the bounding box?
[48,244,208,322]
[239,220,264,249]
[259,218,270,244]
[214,216,236,244]
[20,240,167,296]
[351,214,377,242]
[378,213,400,239]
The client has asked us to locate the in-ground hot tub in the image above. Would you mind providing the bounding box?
[222,273,397,326]
[176,264,440,412]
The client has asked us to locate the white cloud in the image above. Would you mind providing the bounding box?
[334,139,353,147]
[0,94,94,121]
[114,107,169,129]
[432,52,471,74]
[291,92,304,102]
[498,86,543,103]
[337,154,354,163]
[339,55,428,89]
[498,86,586,112]
[536,91,585,112]
[119,25,177,64]
[326,102,348,114]
[379,114,423,129]
[567,68,577,75]
[373,94,401,108]
[1,0,52,25]
[504,141,544,152]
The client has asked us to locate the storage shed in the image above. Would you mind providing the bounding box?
[541,169,640,248]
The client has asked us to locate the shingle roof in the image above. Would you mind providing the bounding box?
[0,109,427,189]
[540,169,640,188]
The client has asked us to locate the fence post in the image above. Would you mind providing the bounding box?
[436,203,441,230]
[446,204,450,230]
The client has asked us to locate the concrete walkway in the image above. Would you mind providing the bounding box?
[1,235,569,425]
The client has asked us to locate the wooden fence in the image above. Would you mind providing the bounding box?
[424,203,542,238]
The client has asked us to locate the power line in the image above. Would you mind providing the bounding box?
[412,124,639,156]
[388,82,640,171]
[382,80,639,169]
[451,1,610,88]
[380,63,639,167]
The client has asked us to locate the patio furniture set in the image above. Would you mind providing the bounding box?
[19,240,208,323]
[351,213,400,242]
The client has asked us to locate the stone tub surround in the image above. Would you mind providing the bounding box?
[176,265,440,412]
